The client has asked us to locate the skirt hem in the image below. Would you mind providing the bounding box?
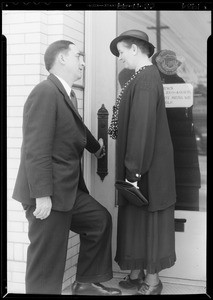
[115,252,176,274]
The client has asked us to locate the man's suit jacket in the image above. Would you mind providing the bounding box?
[12,74,100,211]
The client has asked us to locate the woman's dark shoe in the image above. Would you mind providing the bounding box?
[135,280,163,295]
[119,270,145,290]
[72,281,122,295]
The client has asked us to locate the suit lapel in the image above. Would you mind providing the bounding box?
[47,73,83,121]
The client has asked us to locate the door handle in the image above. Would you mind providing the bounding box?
[97,104,108,181]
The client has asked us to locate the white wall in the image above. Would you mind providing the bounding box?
[3,10,85,294]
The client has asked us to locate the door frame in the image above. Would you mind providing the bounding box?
[83,11,119,269]
[83,11,93,192]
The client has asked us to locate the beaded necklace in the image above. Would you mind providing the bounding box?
[108,66,147,139]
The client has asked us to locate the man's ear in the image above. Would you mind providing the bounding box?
[57,52,66,65]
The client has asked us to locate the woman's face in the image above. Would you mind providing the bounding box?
[117,41,135,69]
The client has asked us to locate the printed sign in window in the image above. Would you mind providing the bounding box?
[163,83,193,108]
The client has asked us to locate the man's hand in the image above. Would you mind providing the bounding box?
[94,138,106,159]
[33,196,52,220]
[125,179,139,189]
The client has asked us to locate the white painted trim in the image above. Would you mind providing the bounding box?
[83,11,93,192]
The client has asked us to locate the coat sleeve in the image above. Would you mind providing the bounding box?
[125,81,158,182]
[24,84,57,198]
[85,127,100,153]
[71,89,100,154]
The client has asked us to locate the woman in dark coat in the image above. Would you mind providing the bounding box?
[108,30,177,295]
[151,50,201,211]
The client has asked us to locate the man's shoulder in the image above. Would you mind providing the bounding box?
[24,78,59,108]
[30,77,59,96]
[34,77,54,90]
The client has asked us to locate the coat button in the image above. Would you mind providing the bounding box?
[136,173,141,178]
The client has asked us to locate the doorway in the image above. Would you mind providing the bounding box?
[84,10,208,283]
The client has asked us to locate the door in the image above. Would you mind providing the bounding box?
[115,11,207,282]
[84,10,207,282]
[83,10,119,263]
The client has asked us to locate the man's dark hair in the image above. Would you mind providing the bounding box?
[120,37,150,57]
[44,40,74,71]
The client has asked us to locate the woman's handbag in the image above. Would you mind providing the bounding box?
[115,180,148,207]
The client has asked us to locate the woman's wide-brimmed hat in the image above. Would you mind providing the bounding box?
[152,50,182,75]
[110,29,155,58]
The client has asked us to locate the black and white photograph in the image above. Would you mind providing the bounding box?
[1,3,210,297]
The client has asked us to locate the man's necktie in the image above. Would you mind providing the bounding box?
[70,90,78,110]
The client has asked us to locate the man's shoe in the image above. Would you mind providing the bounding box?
[119,270,145,290]
[72,281,122,295]
[135,280,163,295]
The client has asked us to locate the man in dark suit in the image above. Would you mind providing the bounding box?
[12,40,121,296]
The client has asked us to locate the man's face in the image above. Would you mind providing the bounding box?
[64,44,85,81]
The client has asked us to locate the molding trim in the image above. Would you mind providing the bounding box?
[83,11,93,191]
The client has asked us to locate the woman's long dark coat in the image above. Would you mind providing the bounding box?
[116,65,176,212]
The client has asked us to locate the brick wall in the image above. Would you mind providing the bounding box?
[3,10,85,294]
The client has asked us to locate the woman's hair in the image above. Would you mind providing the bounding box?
[119,37,150,56]
[44,40,74,71]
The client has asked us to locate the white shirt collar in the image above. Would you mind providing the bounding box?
[54,74,71,98]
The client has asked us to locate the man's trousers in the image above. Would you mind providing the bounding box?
[24,189,113,294]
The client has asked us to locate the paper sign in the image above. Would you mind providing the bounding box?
[163,83,193,108]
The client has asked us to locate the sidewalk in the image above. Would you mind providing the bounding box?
[63,273,206,295]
